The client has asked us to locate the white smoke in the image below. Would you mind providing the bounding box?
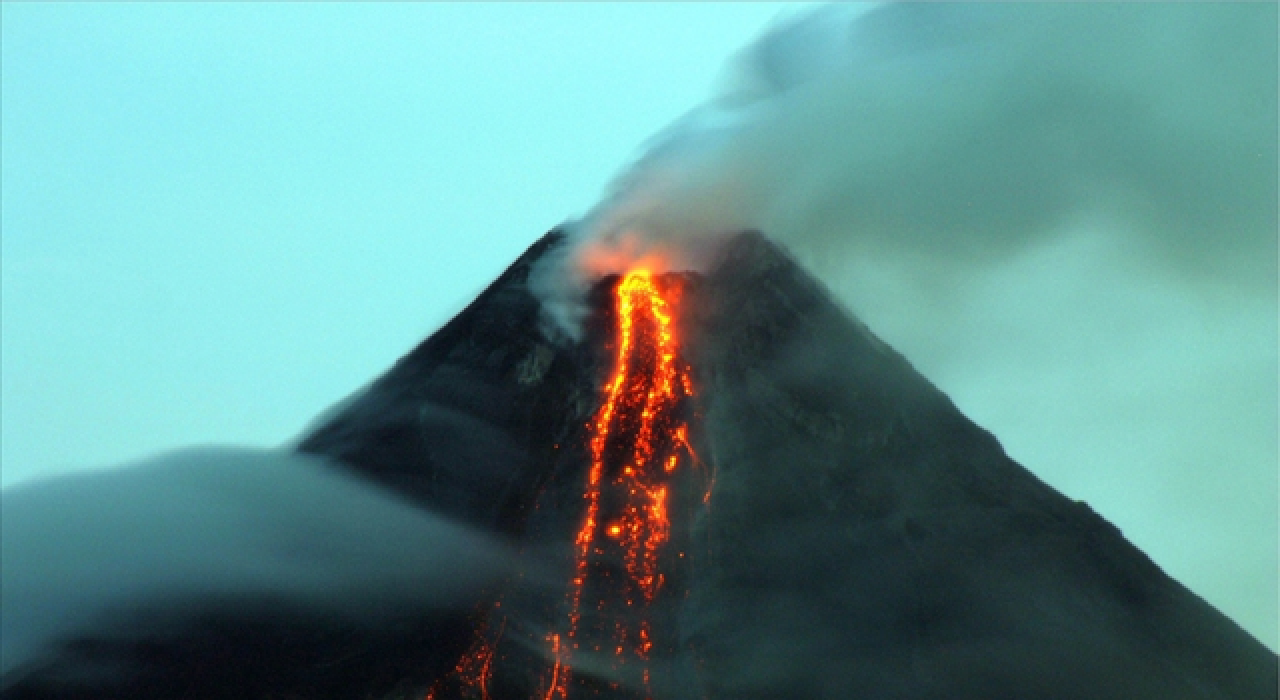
[535,2,1278,647]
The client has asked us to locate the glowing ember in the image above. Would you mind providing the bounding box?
[427,611,505,700]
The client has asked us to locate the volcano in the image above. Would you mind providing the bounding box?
[300,230,1275,699]
[4,230,1274,699]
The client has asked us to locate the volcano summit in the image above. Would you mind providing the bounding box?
[2,231,1274,700]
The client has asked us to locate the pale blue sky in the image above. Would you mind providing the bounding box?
[2,3,798,484]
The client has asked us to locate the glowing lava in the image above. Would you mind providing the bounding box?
[431,269,698,700]
[544,269,694,699]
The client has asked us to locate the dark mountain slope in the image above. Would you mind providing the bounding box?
[4,230,1272,699]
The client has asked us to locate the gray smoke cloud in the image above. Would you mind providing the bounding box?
[535,2,1277,647]
[0,447,526,681]
[570,3,1275,282]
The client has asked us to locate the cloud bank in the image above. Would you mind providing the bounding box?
[0,448,524,681]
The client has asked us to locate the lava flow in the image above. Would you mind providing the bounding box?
[430,269,698,700]
[544,269,695,699]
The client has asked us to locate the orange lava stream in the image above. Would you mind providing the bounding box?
[434,269,696,700]
[544,269,693,700]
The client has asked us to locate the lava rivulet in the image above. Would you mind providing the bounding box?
[546,269,695,699]
[432,269,698,700]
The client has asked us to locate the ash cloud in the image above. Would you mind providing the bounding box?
[537,2,1278,647]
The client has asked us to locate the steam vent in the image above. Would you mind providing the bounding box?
[7,230,1272,700]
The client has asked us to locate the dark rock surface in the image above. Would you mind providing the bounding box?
[298,230,603,536]
[4,229,1274,699]
[676,233,1277,699]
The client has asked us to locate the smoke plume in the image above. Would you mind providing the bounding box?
[561,3,1275,281]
